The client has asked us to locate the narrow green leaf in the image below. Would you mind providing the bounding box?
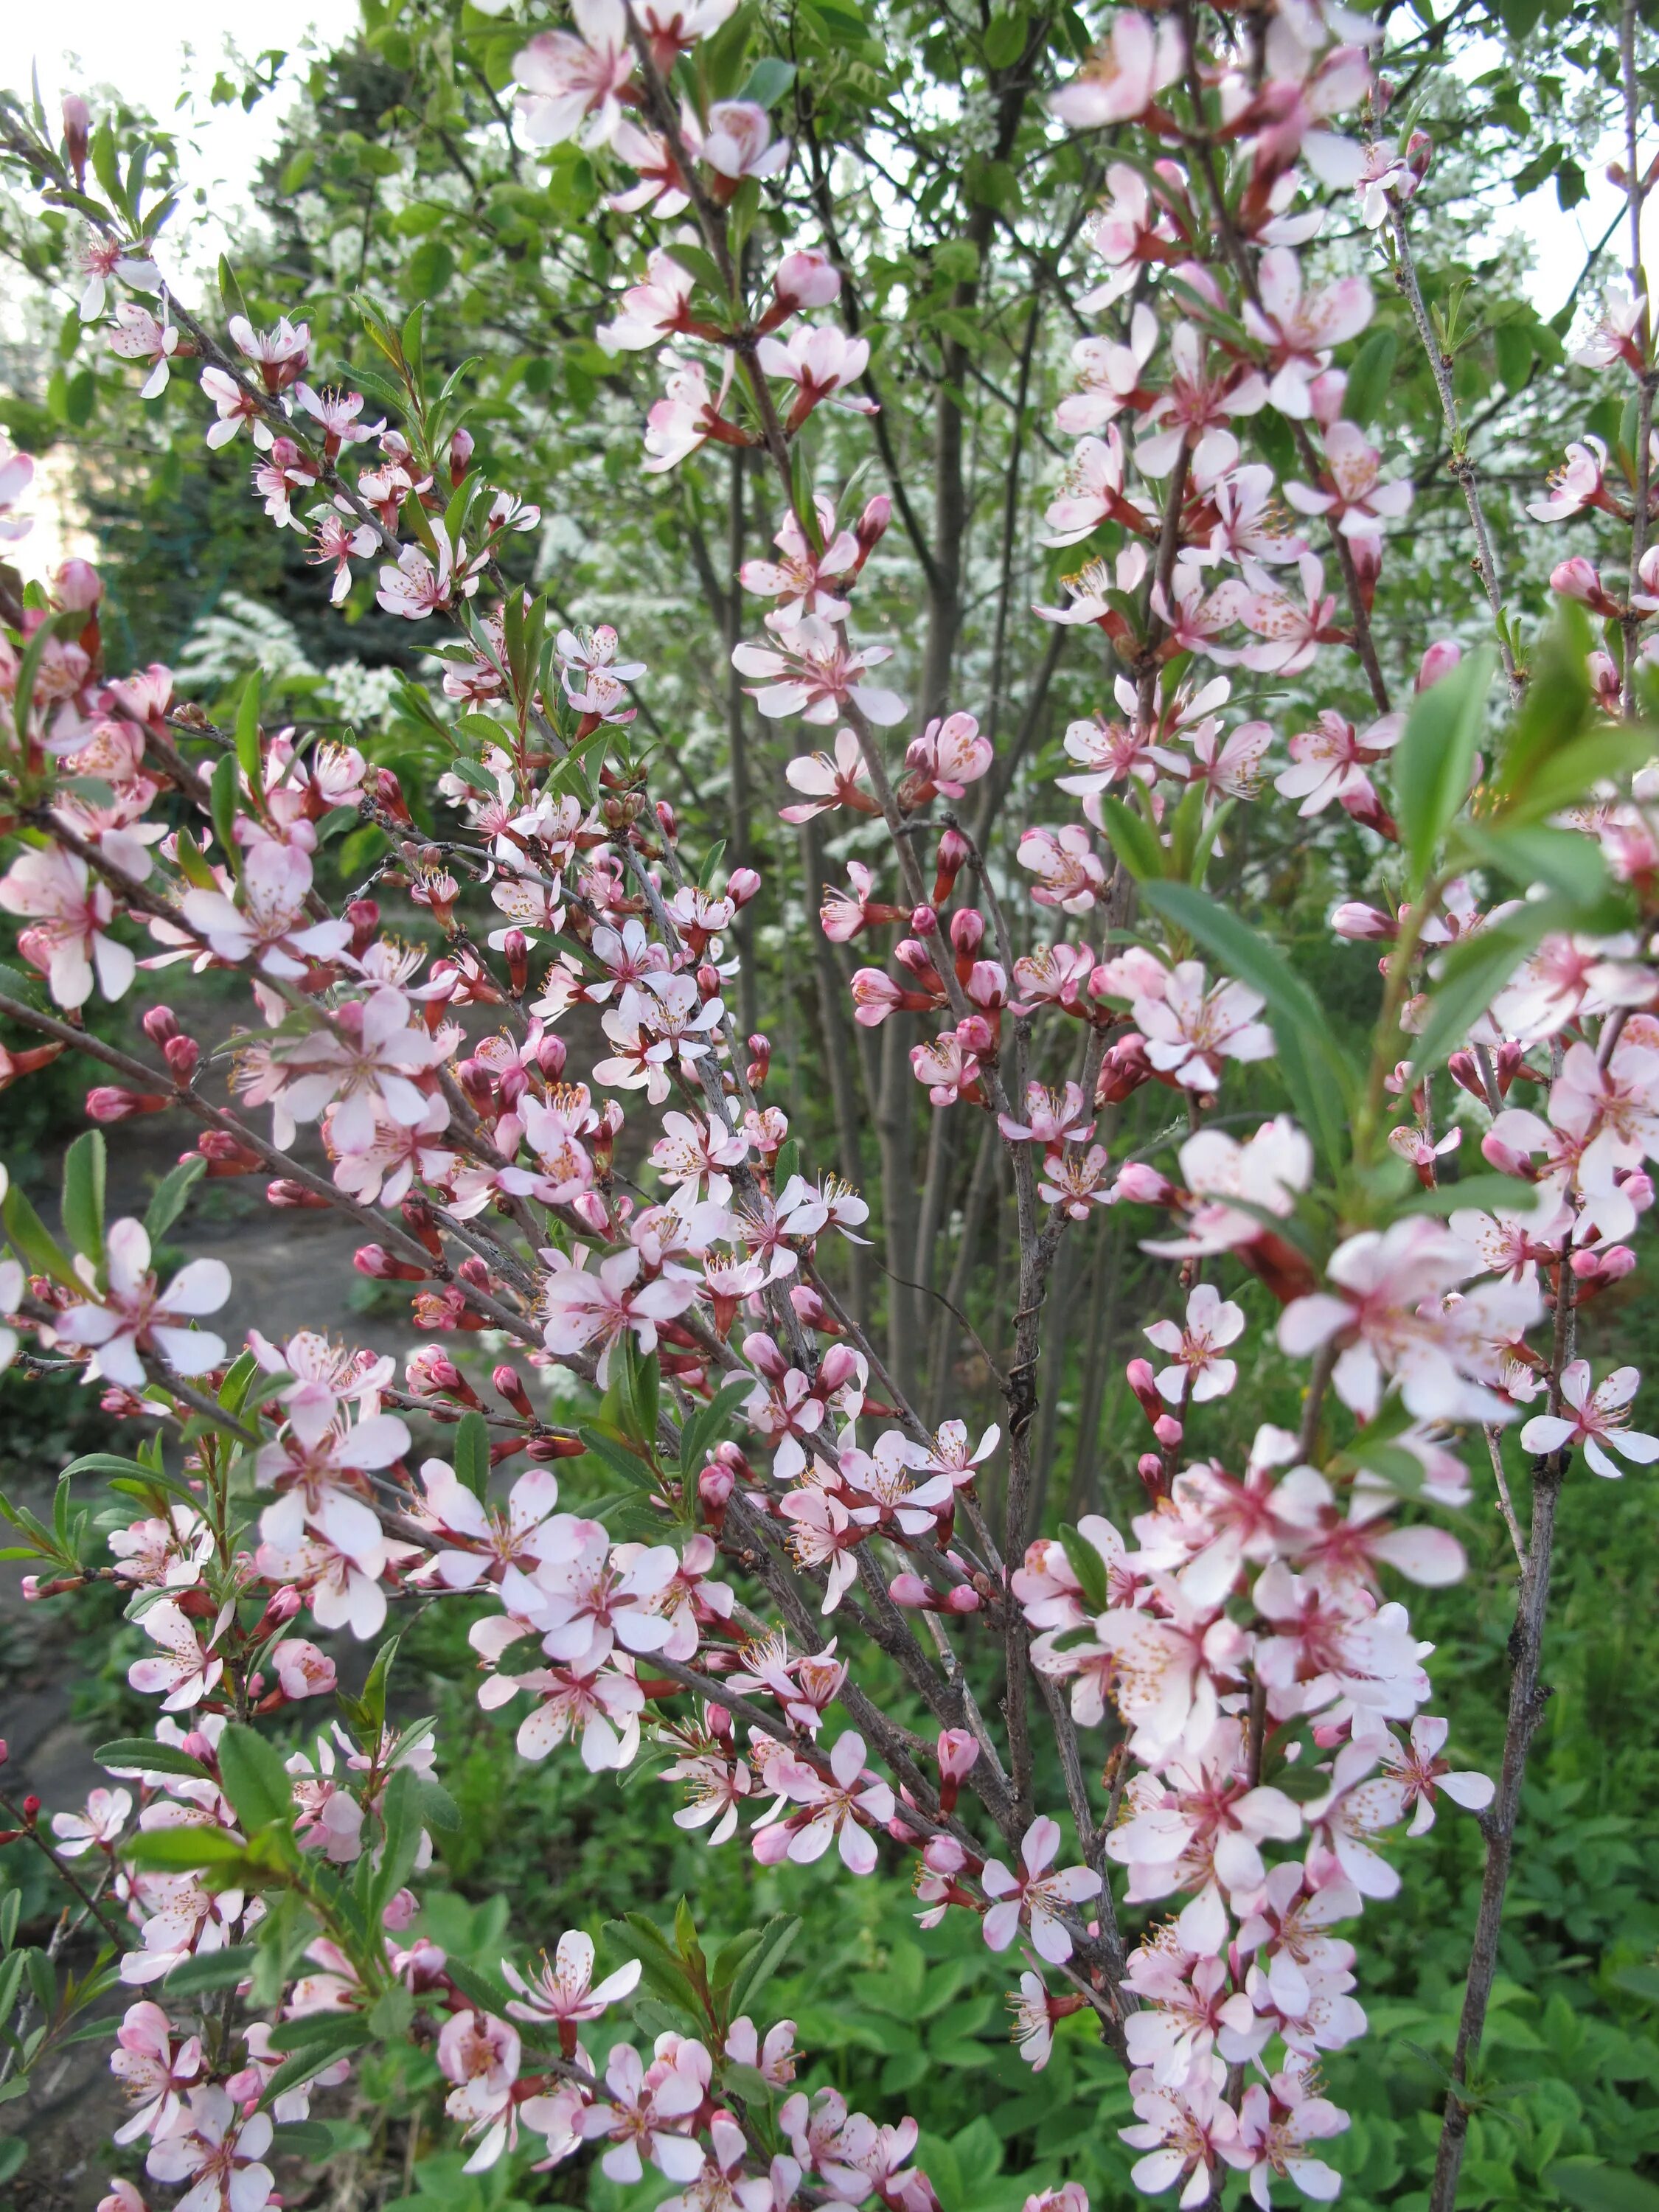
[234,671,262,782]
[453,1409,491,1502]
[4,1179,79,1288]
[1058,1523,1107,1612]
[95,1736,212,1780]
[144,1158,206,1245]
[1098,794,1164,883]
[1391,646,1497,886]
[1343,327,1398,426]
[60,1129,106,1265]
[164,1944,258,1995]
[209,753,241,876]
[727,1915,801,2018]
[1410,900,1562,1076]
[1138,881,1352,1166]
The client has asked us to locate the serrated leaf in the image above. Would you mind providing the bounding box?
[1344,327,1398,427]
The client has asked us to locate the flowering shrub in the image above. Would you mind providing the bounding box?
[0,4,1655,2211]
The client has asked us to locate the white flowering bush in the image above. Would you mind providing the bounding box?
[0,4,1655,2209]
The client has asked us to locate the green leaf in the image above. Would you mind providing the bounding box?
[124,1826,249,1871]
[216,1723,295,1835]
[453,1409,491,1503]
[269,2120,333,2160]
[678,1376,757,1477]
[580,1425,659,1490]
[1098,794,1164,883]
[1492,602,1592,803]
[983,10,1027,66]
[209,752,241,876]
[711,1928,762,1995]
[1138,881,1352,1166]
[1496,726,1655,827]
[408,238,456,300]
[261,2017,372,2106]
[235,671,262,783]
[607,1913,703,2014]
[164,1944,258,1995]
[1545,2162,1659,2212]
[1058,1523,1107,1612]
[1344,327,1398,427]
[96,1736,212,1780]
[727,1914,801,2018]
[1612,1965,1659,2005]
[61,1129,106,1265]
[1391,645,1497,887]
[738,57,796,105]
[218,254,250,324]
[4,1177,79,1288]
[145,1157,206,1245]
[1461,822,1607,904]
[372,1766,427,1913]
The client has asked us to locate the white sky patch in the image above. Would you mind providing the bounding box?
[0,0,356,283]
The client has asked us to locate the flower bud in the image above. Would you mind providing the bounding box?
[271,1638,335,1699]
[1125,1357,1162,1421]
[911,904,939,935]
[162,1034,200,1082]
[727,867,762,907]
[942,1585,981,1613]
[815,1343,860,1395]
[449,426,474,487]
[747,1033,771,1087]
[888,1571,934,1610]
[569,1192,612,1237]
[956,1014,994,1055]
[142,1004,181,1046]
[933,828,970,904]
[1415,638,1463,692]
[1620,1169,1655,1214]
[949,906,985,956]
[62,95,90,187]
[345,899,380,956]
[773,248,842,310]
[1152,1413,1183,1448]
[855,493,891,556]
[354,1243,429,1280]
[86,1085,170,1121]
[936,1730,980,1812]
[1480,1132,1537,1180]
[1551,557,1620,615]
[1138,1452,1168,1500]
[697,961,721,999]
[1113,1160,1174,1206]
[789,1282,830,1332]
[699,1458,734,1527]
[536,1031,568,1081]
[55,557,102,611]
[1096,1033,1151,1105]
[263,1179,328,1211]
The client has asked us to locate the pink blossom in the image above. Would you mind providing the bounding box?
[145,2085,274,2211]
[514,0,634,148]
[57,1218,229,1389]
[734,618,906,726]
[981,1816,1102,1963]
[1519,1360,1659,1478]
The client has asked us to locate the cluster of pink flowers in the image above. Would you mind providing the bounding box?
[2,0,1657,2205]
